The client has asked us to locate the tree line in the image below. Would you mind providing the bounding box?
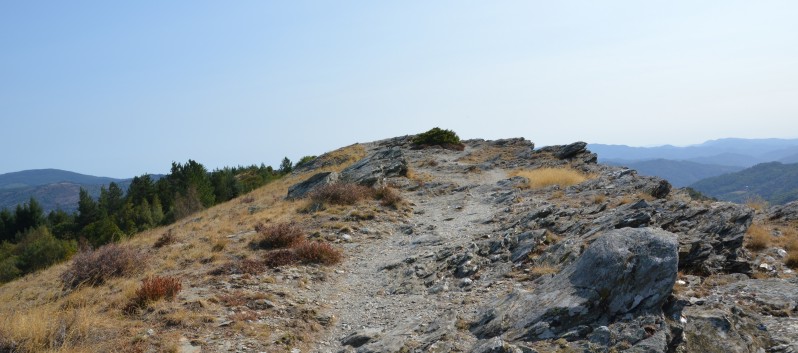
[0,157,302,283]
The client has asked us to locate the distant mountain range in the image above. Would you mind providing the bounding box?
[589,138,798,204]
[0,169,131,213]
[590,138,798,168]
[603,159,743,187]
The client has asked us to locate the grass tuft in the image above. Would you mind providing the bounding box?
[509,167,592,189]
[153,229,176,248]
[745,223,771,251]
[375,186,402,208]
[126,276,182,312]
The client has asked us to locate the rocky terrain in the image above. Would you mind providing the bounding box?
[1,135,796,353]
[296,137,798,353]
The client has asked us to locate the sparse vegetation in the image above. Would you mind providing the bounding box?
[263,249,298,267]
[126,275,182,311]
[253,222,306,249]
[509,167,592,189]
[375,186,403,208]
[309,183,374,206]
[62,243,142,288]
[153,229,176,248]
[294,241,343,265]
[411,127,464,150]
[745,223,771,251]
[210,258,266,275]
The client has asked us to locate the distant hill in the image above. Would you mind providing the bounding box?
[689,162,798,205]
[0,169,123,189]
[589,138,798,167]
[605,159,742,187]
[0,169,130,213]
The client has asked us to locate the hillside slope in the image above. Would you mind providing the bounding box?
[1,136,796,353]
[691,162,798,205]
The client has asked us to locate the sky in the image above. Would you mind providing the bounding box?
[1,1,797,178]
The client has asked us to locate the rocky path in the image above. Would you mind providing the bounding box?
[310,145,511,352]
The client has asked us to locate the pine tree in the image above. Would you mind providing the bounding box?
[77,188,100,229]
[279,157,293,174]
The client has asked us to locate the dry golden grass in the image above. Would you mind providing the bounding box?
[745,197,769,212]
[745,223,771,251]
[509,167,592,189]
[529,265,559,277]
[0,143,368,353]
[786,249,798,269]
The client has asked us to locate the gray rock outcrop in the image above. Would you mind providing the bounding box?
[472,227,678,349]
[340,147,408,187]
[286,171,339,200]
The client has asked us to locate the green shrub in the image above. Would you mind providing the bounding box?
[15,227,77,273]
[412,127,462,147]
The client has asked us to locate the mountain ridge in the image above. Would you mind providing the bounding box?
[0,135,796,353]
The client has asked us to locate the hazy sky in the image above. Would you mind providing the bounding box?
[2,1,797,177]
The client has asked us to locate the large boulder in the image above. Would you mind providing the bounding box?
[340,147,408,186]
[286,171,338,199]
[471,227,678,347]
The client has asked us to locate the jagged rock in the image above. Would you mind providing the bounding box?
[342,328,382,348]
[555,141,587,159]
[658,202,753,274]
[286,171,339,199]
[767,200,798,222]
[650,179,672,199]
[471,228,678,347]
[470,337,525,353]
[340,147,408,186]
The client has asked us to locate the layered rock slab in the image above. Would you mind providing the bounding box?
[472,227,678,349]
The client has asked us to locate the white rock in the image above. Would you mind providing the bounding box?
[776,248,788,258]
[675,280,687,286]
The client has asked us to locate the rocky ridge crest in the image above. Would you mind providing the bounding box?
[290,136,797,353]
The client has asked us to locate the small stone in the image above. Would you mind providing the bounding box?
[776,248,788,258]
[340,234,353,242]
[460,278,473,287]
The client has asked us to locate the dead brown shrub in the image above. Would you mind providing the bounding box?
[209,259,266,275]
[309,183,374,206]
[294,242,342,266]
[62,244,142,288]
[253,222,306,249]
[263,249,298,268]
[136,276,182,302]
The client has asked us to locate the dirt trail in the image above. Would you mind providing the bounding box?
[310,145,511,352]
